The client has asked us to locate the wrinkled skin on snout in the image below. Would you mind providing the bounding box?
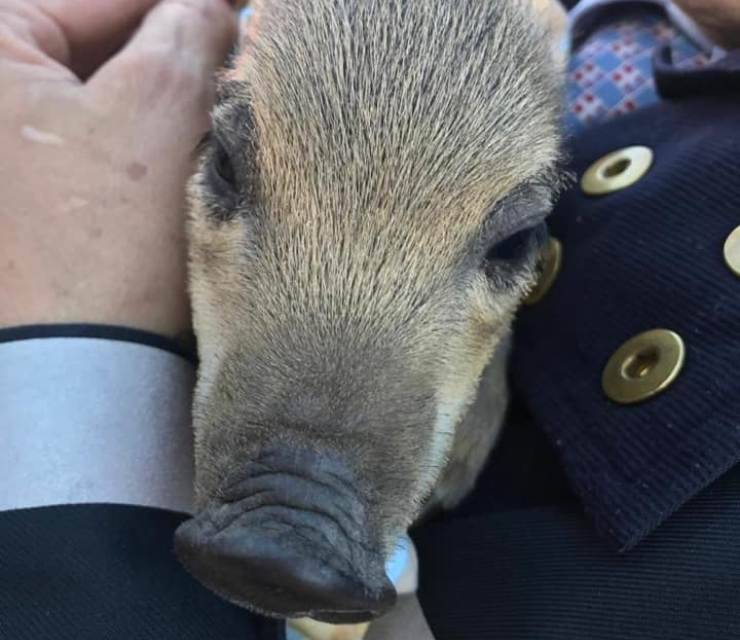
[175,0,563,624]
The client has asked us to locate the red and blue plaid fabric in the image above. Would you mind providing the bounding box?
[566,7,712,131]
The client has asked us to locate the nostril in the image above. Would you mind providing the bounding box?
[174,509,396,623]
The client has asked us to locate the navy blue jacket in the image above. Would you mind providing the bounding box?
[412,47,740,639]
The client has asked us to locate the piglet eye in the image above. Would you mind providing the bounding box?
[486,223,547,264]
[211,140,237,192]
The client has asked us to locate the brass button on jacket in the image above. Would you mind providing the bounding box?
[725,225,740,278]
[602,329,686,405]
[524,237,562,306]
[581,146,654,196]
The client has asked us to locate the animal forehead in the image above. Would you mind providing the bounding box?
[222,0,560,225]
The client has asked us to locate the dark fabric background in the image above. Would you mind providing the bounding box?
[414,460,740,640]
[0,505,284,640]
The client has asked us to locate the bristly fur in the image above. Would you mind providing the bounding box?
[187,0,564,555]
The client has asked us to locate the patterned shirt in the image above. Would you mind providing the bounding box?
[566,0,725,131]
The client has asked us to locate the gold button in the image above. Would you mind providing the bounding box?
[524,237,562,305]
[725,225,740,278]
[602,329,686,405]
[581,146,654,196]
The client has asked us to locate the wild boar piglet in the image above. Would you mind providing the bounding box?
[176,0,564,624]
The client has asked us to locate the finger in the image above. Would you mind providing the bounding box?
[40,0,162,78]
[0,0,159,76]
[89,0,237,97]
[0,0,69,70]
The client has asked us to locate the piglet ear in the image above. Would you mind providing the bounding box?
[239,1,263,49]
[530,0,569,69]
[227,0,264,80]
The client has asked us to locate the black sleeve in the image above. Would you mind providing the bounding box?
[0,504,284,640]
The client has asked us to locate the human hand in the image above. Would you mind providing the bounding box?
[0,0,237,339]
[674,0,740,50]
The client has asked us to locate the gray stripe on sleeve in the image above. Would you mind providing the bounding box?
[0,338,196,514]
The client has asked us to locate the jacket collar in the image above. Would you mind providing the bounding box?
[566,0,724,58]
[511,66,740,551]
[655,48,740,99]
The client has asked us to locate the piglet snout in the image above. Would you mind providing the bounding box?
[175,448,396,623]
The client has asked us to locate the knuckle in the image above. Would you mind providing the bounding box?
[0,5,67,61]
[0,17,29,53]
[122,48,202,92]
[0,22,16,48]
[157,0,227,23]
[153,0,236,41]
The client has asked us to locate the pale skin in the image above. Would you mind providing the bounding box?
[0,0,237,338]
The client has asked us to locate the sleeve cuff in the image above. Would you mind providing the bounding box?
[0,334,197,514]
[0,323,197,364]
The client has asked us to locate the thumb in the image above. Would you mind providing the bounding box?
[89,0,237,102]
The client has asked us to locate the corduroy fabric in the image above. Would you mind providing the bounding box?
[414,461,740,640]
[511,87,740,550]
[0,504,284,640]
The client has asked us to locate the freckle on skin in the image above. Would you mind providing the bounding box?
[89,227,103,239]
[21,125,65,146]
[5,260,15,271]
[126,162,148,181]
